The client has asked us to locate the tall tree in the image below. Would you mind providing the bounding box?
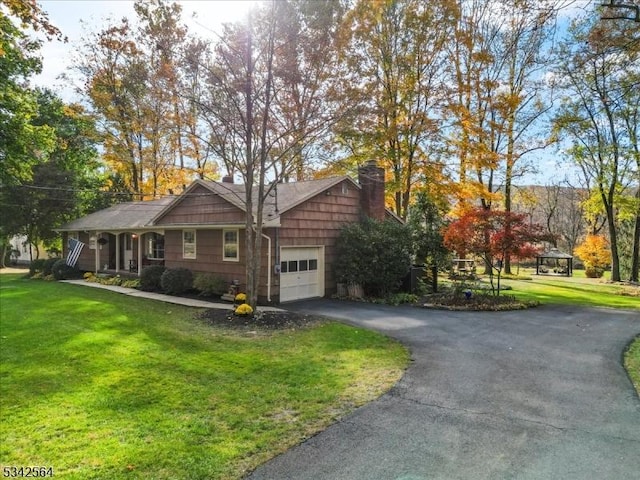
[270,0,346,180]
[553,10,639,282]
[445,0,560,219]
[0,90,103,259]
[0,1,55,188]
[199,1,345,308]
[76,0,216,199]
[0,0,62,263]
[77,17,148,197]
[333,0,454,219]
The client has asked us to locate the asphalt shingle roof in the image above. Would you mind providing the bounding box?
[58,197,174,231]
[59,176,358,231]
[199,176,356,219]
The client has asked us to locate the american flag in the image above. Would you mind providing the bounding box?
[66,238,85,267]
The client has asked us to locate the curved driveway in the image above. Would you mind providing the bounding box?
[249,300,640,480]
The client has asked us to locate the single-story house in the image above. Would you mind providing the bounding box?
[58,161,397,303]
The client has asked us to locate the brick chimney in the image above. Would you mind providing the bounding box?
[222,175,234,184]
[358,160,385,221]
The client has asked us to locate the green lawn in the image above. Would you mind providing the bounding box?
[501,268,640,310]
[625,336,640,395]
[0,275,408,479]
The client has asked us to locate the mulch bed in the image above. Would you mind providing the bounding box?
[420,293,538,311]
[198,308,325,331]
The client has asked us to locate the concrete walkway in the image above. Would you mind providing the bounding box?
[249,299,640,480]
[61,280,284,311]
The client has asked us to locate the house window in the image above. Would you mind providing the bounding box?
[147,233,165,259]
[223,229,239,261]
[183,230,196,259]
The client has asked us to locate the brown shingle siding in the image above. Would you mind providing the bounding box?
[155,185,245,225]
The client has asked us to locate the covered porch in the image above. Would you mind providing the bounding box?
[90,230,165,276]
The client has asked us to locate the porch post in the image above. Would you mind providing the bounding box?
[137,232,143,277]
[95,232,100,273]
[115,233,120,273]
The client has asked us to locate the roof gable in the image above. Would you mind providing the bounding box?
[193,176,359,220]
[151,181,246,226]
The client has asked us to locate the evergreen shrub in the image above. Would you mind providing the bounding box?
[193,273,227,297]
[43,257,61,276]
[335,218,412,297]
[160,268,193,295]
[140,265,166,291]
[29,259,47,277]
[51,259,81,280]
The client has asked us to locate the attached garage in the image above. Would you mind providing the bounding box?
[279,246,324,302]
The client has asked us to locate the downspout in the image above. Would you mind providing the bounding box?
[261,232,271,302]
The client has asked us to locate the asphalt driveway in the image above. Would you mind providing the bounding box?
[248,300,640,480]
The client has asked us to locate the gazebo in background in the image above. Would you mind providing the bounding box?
[536,248,574,277]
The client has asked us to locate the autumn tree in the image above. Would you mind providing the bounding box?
[443,208,547,295]
[574,234,611,278]
[445,0,562,229]
[331,0,454,219]
[552,9,640,282]
[76,0,217,200]
[198,1,344,309]
[270,0,346,180]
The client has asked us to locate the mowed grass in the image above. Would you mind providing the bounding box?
[502,269,640,310]
[0,275,408,479]
[626,336,640,395]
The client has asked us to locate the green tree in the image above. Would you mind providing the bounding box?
[0,1,61,264]
[552,11,640,282]
[335,219,412,297]
[0,90,103,260]
[408,191,450,269]
[0,6,55,187]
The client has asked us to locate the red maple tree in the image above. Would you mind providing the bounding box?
[443,208,549,295]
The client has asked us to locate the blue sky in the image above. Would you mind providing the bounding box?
[34,1,257,98]
[30,0,589,186]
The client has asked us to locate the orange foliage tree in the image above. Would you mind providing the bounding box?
[573,235,610,278]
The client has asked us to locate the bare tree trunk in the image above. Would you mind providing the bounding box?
[244,10,256,309]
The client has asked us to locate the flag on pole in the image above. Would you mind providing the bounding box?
[66,238,85,267]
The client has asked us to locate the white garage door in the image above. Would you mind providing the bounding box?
[279,247,324,302]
